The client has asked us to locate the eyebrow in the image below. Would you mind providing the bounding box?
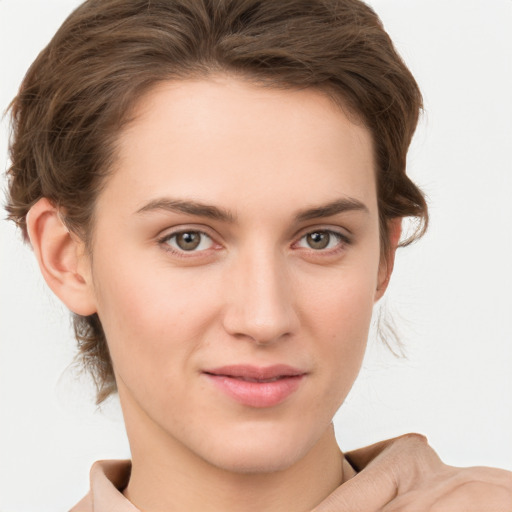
[135,196,368,223]
[295,198,369,222]
[136,198,235,222]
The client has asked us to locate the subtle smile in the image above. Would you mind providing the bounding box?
[203,365,307,408]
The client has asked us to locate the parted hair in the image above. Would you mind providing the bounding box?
[6,0,428,403]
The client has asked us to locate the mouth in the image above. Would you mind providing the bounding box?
[202,365,306,408]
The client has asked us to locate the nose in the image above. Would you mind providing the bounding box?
[222,247,299,345]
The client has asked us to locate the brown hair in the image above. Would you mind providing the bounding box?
[5,0,428,403]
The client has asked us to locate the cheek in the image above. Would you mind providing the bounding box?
[302,265,377,396]
[304,254,378,338]
[320,287,373,365]
[90,249,220,387]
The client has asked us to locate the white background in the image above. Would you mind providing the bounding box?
[1,1,511,510]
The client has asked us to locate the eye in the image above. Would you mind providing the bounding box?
[161,230,214,253]
[296,230,348,251]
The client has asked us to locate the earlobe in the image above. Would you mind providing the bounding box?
[375,218,402,302]
[27,198,97,316]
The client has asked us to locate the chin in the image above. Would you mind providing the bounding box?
[206,447,306,475]
[194,421,328,475]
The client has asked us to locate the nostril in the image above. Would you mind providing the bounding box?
[221,257,299,343]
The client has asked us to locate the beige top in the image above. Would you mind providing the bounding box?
[70,460,139,512]
[70,458,357,511]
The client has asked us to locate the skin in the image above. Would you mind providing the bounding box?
[26,76,512,511]
[97,77,389,511]
[316,434,512,511]
[30,76,396,512]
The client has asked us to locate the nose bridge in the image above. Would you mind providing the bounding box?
[223,243,297,344]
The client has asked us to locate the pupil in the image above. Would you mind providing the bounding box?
[307,231,329,250]
[177,232,200,250]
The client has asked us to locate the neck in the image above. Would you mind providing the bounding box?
[121,399,348,512]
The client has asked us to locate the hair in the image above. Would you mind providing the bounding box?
[5,0,428,403]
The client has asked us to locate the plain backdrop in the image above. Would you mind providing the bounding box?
[1,0,511,510]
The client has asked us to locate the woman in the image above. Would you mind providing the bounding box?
[2,0,511,510]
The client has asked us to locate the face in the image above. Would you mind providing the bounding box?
[85,76,387,473]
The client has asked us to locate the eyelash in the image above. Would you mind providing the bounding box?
[294,229,351,254]
[158,229,218,258]
[157,228,351,258]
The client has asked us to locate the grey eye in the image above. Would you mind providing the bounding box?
[306,231,331,250]
[164,231,214,252]
[297,230,346,251]
[175,232,201,250]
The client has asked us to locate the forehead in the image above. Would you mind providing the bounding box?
[102,76,377,219]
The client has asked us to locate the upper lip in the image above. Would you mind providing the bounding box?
[203,364,306,381]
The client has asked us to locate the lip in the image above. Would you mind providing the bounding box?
[203,365,306,408]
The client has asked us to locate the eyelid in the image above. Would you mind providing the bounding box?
[155,224,352,257]
[293,225,352,242]
[157,225,222,257]
[156,223,218,240]
[291,226,352,252]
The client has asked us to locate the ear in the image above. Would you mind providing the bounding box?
[26,198,97,316]
[375,218,402,302]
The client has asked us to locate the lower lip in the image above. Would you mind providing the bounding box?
[205,374,304,408]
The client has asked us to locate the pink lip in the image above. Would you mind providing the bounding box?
[203,365,306,408]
